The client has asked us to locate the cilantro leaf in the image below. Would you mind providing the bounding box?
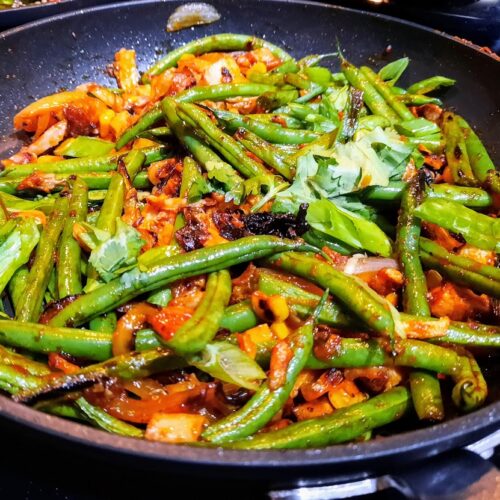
[306,199,393,256]
[88,218,144,283]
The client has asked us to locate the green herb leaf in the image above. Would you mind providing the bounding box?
[189,341,267,391]
[0,218,40,295]
[378,57,409,85]
[306,199,393,256]
[88,218,144,283]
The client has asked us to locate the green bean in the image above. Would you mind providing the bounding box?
[48,236,317,327]
[0,345,50,376]
[75,397,144,438]
[0,364,43,394]
[0,192,55,214]
[147,288,172,307]
[407,76,455,95]
[420,252,500,298]
[294,83,325,104]
[452,355,487,412]
[122,149,146,181]
[247,113,303,129]
[1,146,169,180]
[0,171,152,194]
[341,60,400,123]
[273,59,299,74]
[84,171,125,289]
[56,136,115,158]
[396,118,441,138]
[302,229,355,256]
[1,154,121,179]
[396,94,442,106]
[177,102,274,179]
[405,134,444,154]
[211,108,320,144]
[95,174,125,234]
[14,348,180,403]
[283,102,338,133]
[219,300,259,333]
[428,184,492,208]
[258,269,353,328]
[435,321,500,348]
[358,115,391,131]
[138,126,172,140]
[456,116,497,183]
[309,338,464,375]
[35,401,84,420]
[16,197,69,323]
[420,238,500,282]
[203,292,327,443]
[360,66,414,121]
[442,112,476,186]
[410,370,444,421]
[359,182,406,204]
[162,98,245,197]
[485,170,500,194]
[396,176,430,316]
[115,105,163,149]
[225,387,411,449]
[265,252,395,338]
[143,33,292,82]
[8,266,29,314]
[235,128,295,180]
[256,89,300,111]
[0,319,112,361]
[176,83,275,103]
[57,178,88,298]
[89,314,117,334]
[337,88,364,143]
[248,71,286,86]
[414,198,499,252]
[165,270,232,356]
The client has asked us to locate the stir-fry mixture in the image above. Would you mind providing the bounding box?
[0,0,61,10]
[0,33,498,449]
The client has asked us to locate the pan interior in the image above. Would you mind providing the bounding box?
[0,0,499,471]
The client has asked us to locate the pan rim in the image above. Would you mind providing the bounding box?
[0,0,78,16]
[0,0,498,64]
[1,395,498,467]
[0,0,498,468]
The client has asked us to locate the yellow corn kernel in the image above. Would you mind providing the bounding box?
[270,321,290,340]
[99,109,115,139]
[245,323,274,345]
[132,138,158,150]
[251,291,289,323]
[268,296,289,322]
[328,380,367,409]
[110,110,132,140]
[36,155,63,163]
[247,62,267,76]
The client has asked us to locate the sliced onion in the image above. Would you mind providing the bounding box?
[343,254,399,275]
[167,3,221,32]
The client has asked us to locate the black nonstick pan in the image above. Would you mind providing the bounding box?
[0,0,499,494]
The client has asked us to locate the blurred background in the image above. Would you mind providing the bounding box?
[1,0,499,54]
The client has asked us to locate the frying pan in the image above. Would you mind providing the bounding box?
[0,0,499,493]
[0,0,110,31]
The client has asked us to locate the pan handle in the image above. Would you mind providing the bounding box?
[268,430,500,499]
[382,448,499,499]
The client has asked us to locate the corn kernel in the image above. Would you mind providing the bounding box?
[328,380,367,409]
[271,322,290,340]
[247,62,267,77]
[268,295,289,322]
[245,323,274,345]
[99,109,115,139]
